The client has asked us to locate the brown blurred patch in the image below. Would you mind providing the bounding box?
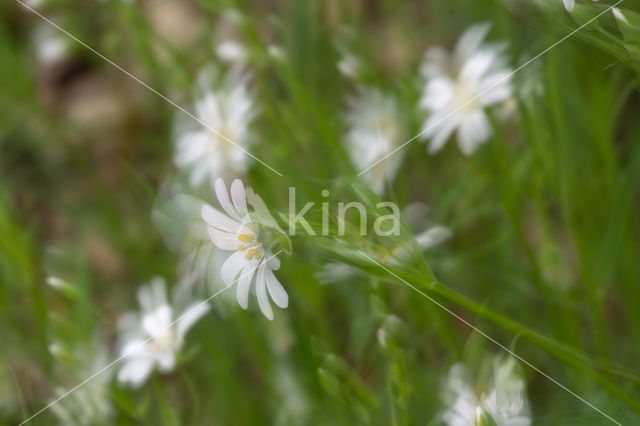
[84,230,126,280]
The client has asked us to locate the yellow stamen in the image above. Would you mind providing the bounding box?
[238,233,255,243]
[244,248,262,260]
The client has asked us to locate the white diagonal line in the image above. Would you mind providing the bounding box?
[18,250,283,425]
[16,0,284,177]
[358,0,624,176]
[356,250,622,425]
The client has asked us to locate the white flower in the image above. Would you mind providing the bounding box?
[419,24,513,156]
[174,69,256,187]
[337,54,361,78]
[117,277,209,387]
[268,44,286,61]
[216,40,247,64]
[442,357,531,426]
[345,88,404,194]
[201,178,289,320]
[34,24,68,67]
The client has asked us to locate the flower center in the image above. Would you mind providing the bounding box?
[235,224,264,259]
[453,79,477,112]
[149,327,176,352]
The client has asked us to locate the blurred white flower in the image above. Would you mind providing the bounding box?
[563,0,599,12]
[345,88,404,194]
[34,24,68,67]
[612,7,628,23]
[117,277,209,387]
[49,343,113,425]
[174,68,256,187]
[24,0,44,8]
[442,357,531,426]
[337,54,361,78]
[419,24,513,155]
[216,40,247,64]
[201,178,289,320]
[151,184,238,314]
[268,44,286,61]
[402,202,452,251]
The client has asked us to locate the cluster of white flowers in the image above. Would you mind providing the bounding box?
[342,23,515,201]
[32,6,551,420]
[117,185,290,385]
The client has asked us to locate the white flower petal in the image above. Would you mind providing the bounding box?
[236,258,258,309]
[196,93,223,130]
[117,356,154,388]
[255,263,274,320]
[265,266,288,308]
[176,301,210,338]
[415,226,452,250]
[137,277,167,312]
[208,228,244,251]
[454,23,491,66]
[457,110,491,155]
[477,71,513,106]
[174,130,209,166]
[142,305,173,337]
[460,49,500,84]
[563,0,575,11]
[268,253,281,270]
[156,352,176,372]
[230,179,248,217]
[120,338,148,359]
[420,77,454,111]
[216,40,246,63]
[215,178,242,221]
[221,250,249,285]
[202,204,244,240]
[425,116,458,155]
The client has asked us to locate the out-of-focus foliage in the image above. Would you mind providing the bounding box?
[1,0,640,425]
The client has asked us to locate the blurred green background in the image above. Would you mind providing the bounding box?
[1,0,640,424]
